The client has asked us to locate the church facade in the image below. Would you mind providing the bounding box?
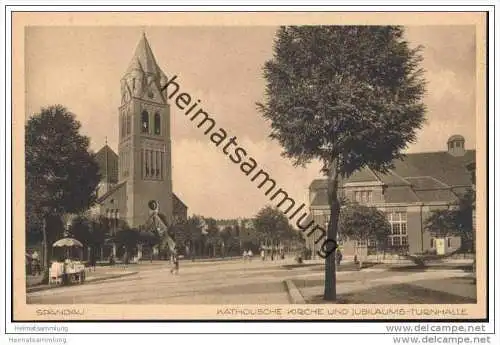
[93,34,187,257]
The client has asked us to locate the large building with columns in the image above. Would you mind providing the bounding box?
[307,135,475,258]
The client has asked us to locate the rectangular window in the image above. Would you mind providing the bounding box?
[156,151,160,178]
[391,223,401,235]
[400,223,407,235]
[367,191,372,203]
[126,114,131,135]
[387,209,408,249]
[447,238,452,247]
[151,150,156,179]
[160,151,163,179]
[121,114,126,138]
[149,150,153,177]
[430,238,434,248]
[398,211,407,221]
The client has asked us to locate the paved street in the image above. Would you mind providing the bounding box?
[26,259,474,304]
[27,259,297,304]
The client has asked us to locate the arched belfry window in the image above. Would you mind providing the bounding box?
[141,110,149,134]
[154,113,161,135]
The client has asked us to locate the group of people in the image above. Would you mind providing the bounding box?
[242,249,254,261]
[242,248,288,262]
[260,249,285,261]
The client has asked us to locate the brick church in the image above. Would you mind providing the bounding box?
[92,33,187,258]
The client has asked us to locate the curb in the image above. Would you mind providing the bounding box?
[26,271,138,293]
[284,279,306,304]
[360,268,390,272]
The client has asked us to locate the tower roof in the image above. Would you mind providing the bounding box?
[95,145,118,183]
[125,33,162,77]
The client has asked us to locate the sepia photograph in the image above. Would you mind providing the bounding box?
[10,11,488,322]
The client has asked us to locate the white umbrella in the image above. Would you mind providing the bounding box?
[52,238,83,248]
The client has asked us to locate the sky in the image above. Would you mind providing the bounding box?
[25,26,477,219]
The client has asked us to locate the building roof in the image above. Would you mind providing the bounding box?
[383,186,421,204]
[95,145,119,183]
[309,149,475,206]
[448,134,465,143]
[310,189,329,206]
[125,33,162,77]
[96,181,126,204]
[173,193,187,209]
[390,150,475,186]
[404,176,449,190]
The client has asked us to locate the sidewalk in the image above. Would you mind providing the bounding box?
[26,266,137,293]
[289,270,475,304]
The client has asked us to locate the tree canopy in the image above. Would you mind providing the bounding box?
[26,105,101,221]
[339,203,391,244]
[258,26,426,175]
[424,189,475,247]
[254,206,297,243]
[258,26,427,300]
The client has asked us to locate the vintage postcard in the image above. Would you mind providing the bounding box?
[12,10,488,322]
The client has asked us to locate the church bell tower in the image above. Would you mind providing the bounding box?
[118,33,173,228]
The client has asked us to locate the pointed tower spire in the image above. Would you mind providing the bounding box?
[125,33,162,77]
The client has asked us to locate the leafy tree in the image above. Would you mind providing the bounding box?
[115,227,139,261]
[339,204,391,255]
[70,215,108,247]
[254,206,295,250]
[181,216,204,259]
[70,214,110,263]
[26,105,101,282]
[203,217,220,257]
[220,226,233,257]
[424,189,475,251]
[258,26,426,300]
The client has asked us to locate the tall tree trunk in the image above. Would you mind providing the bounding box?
[324,160,340,301]
[41,217,49,284]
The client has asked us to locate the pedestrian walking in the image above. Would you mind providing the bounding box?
[260,249,265,261]
[170,247,179,275]
[248,249,253,262]
[242,250,248,262]
[123,250,129,269]
[31,250,41,275]
[335,249,343,266]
